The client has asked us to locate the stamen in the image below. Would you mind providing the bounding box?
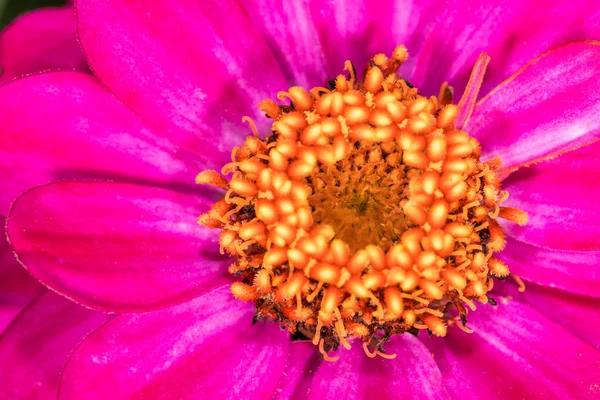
[319,339,339,362]
[490,204,500,218]
[460,296,477,311]
[242,116,259,137]
[362,342,377,358]
[343,61,356,88]
[475,221,489,232]
[456,320,474,334]
[312,321,323,346]
[306,281,324,303]
[466,244,483,252]
[497,191,510,204]
[462,201,480,219]
[376,351,397,360]
[336,320,352,350]
[309,87,331,97]
[511,274,527,292]
[438,81,454,106]
[296,292,303,314]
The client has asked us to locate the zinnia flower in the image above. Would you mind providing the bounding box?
[1,1,600,399]
[0,3,87,333]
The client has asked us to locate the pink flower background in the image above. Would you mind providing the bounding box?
[0,1,599,399]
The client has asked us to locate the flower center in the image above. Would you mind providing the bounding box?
[197,45,527,361]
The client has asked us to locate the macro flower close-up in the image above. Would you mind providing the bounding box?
[0,0,599,399]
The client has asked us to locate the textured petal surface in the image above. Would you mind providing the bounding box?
[247,1,512,91]
[241,1,328,89]
[0,303,24,336]
[273,342,321,400]
[467,41,600,171]
[77,0,289,164]
[0,217,41,301]
[499,237,600,298]
[495,281,600,349]
[60,286,290,399]
[0,217,42,333]
[308,335,449,400]
[0,7,87,85]
[308,0,421,80]
[7,181,229,312]
[424,299,600,399]
[411,1,600,98]
[0,292,109,400]
[246,0,426,88]
[502,140,600,251]
[0,72,209,215]
[242,1,600,99]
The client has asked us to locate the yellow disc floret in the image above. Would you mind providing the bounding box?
[197,45,527,360]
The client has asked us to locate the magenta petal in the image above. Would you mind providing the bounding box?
[0,273,40,334]
[467,41,600,171]
[0,72,211,214]
[309,335,449,400]
[501,140,600,251]
[411,2,600,99]
[0,303,25,335]
[500,237,600,298]
[0,218,42,302]
[0,7,87,85]
[424,299,600,399]
[273,342,321,400]
[0,292,109,400]
[494,281,600,349]
[7,181,230,312]
[77,0,289,163]
[319,1,452,83]
[241,1,328,89]
[59,286,290,399]
[0,216,42,333]
[261,0,417,87]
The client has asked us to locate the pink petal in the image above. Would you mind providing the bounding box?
[0,7,88,85]
[499,237,600,298]
[0,71,212,215]
[424,299,600,399]
[467,41,600,171]
[0,218,42,303]
[501,139,600,251]
[77,0,289,163]
[0,292,109,400]
[250,0,423,88]
[411,1,600,99]
[59,286,290,399]
[0,303,26,335]
[0,216,42,333]
[7,181,230,313]
[244,1,467,89]
[273,342,322,400]
[308,335,449,400]
[241,1,328,89]
[494,281,600,349]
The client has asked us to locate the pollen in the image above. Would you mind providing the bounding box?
[197,46,527,360]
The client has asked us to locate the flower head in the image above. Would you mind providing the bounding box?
[197,47,529,359]
[1,1,600,399]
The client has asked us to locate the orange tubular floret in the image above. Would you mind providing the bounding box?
[196,46,526,361]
